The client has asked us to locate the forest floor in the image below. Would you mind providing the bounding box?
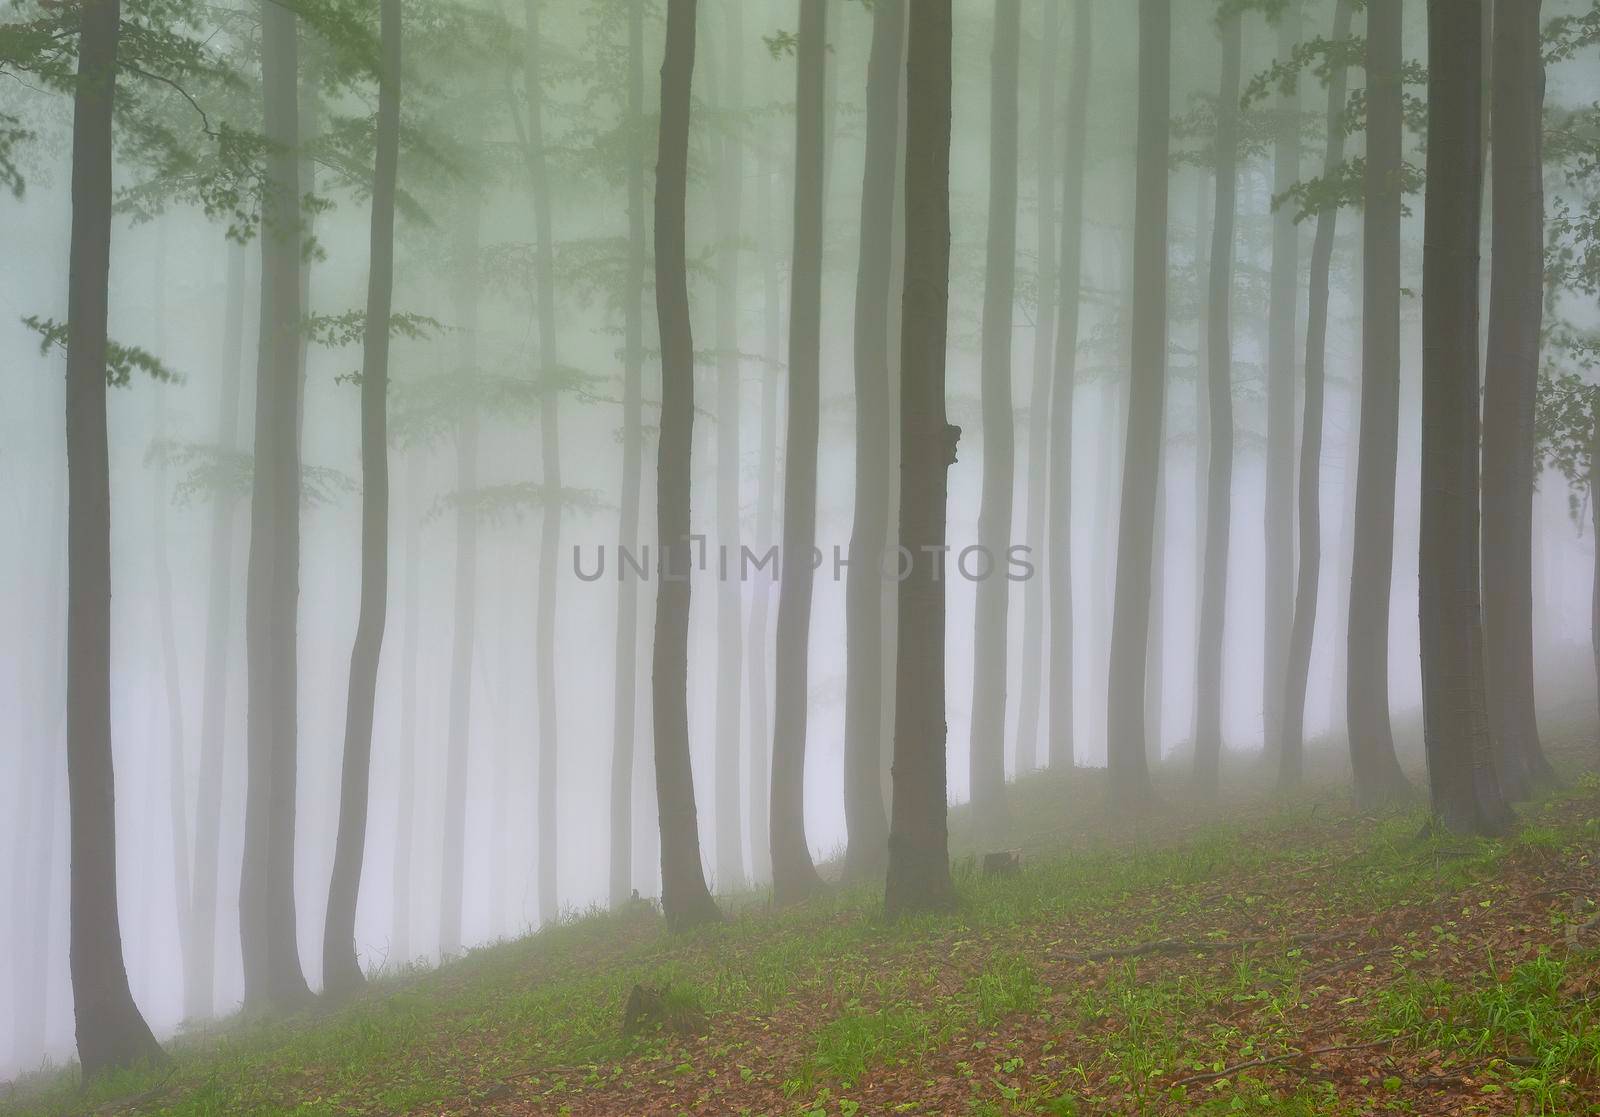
[7,711,1600,1116]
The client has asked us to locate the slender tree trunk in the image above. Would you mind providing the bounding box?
[842,0,905,883]
[1482,0,1553,799]
[189,240,247,1021]
[1048,0,1091,772]
[1590,400,1600,732]
[713,0,746,892]
[885,0,959,919]
[1193,8,1240,797]
[520,0,563,928]
[1419,0,1512,838]
[746,141,782,888]
[769,0,829,906]
[392,449,420,964]
[1263,0,1302,758]
[968,0,1022,836]
[1105,0,1169,807]
[439,189,482,960]
[880,39,908,813]
[1146,447,1166,765]
[1016,0,1060,773]
[241,0,312,1011]
[653,0,721,929]
[323,0,399,997]
[1347,0,1412,808]
[1281,0,1354,790]
[610,0,648,907]
[63,0,166,1072]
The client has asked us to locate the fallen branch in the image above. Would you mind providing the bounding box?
[1170,1039,1392,1089]
[1054,930,1337,965]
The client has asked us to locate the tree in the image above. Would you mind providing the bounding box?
[323,0,400,999]
[1418,0,1511,837]
[1346,0,1413,808]
[392,450,422,963]
[968,0,1021,837]
[1280,0,1354,790]
[62,0,166,1074]
[842,0,905,883]
[1048,0,1092,773]
[653,0,721,930]
[769,0,828,906]
[1263,0,1302,759]
[240,0,313,1011]
[1105,0,1169,808]
[709,0,747,892]
[1481,0,1554,800]
[1193,1,1241,798]
[885,0,958,919]
[609,0,648,908]
[1015,0,1061,775]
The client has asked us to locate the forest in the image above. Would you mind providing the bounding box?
[4,0,1600,1113]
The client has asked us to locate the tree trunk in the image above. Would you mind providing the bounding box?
[392,450,421,965]
[885,0,959,919]
[1193,7,1239,798]
[610,0,648,908]
[1015,0,1060,774]
[1590,400,1600,733]
[1105,0,1169,808]
[1481,0,1553,799]
[323,0,399,997]
[1419,0,1512,838]
[439,185,482,961]
[746,139,782,888]
[63,0,166,1073]
[713,0,747,892]
[1280,0,1354,790]
[520,0,563,929]
[1048,0,1092,773]
[769,0,829,906]
[1347,0,1412,808]
[842,0,905,883]
[241,0,312,1011]
[1263,0,1302,759]
[189,239,247,1021]
[968,0,1021,837]
[653,0,721,930]
[1146,447,1166,766]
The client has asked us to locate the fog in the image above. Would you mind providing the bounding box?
[4,0,1599,1082]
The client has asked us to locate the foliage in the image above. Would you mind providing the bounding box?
[21,314,178,387]
[144,439,358,508]
[428,482,609,526]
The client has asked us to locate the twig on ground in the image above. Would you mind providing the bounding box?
[1170,1039,1392,1088]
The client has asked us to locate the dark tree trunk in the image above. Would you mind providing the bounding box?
[769,0,828,906]
[1419,0,1512,837]
[1591,400,1600,732]
[323,0,399,998]
[1193,6,1239,797]
[1016,0,1060,774]
[885,0,958,919]
[438,189,482,960]
[520,0,563,929]
[713,0,746,892]
[653,0,721,930]
[1105,0,1169,807]
[610,0,648,908]
[63,0,165,1073]
[241,0,312,1011]
[392,450,421,964]
[968,0,1021,837]
[746,139,782,888]
[1263,0,1302,759]
[1346,0,1413,808]
[1048,0,1092,773]
[842,0,905,883]
[1280,0,1354,790]
[1482,0,1553,799]
[189,239,247,1021]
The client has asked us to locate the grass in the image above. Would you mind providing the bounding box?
[5,720,1600,1115]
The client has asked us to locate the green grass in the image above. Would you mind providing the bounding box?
[6,735,1600,1116]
